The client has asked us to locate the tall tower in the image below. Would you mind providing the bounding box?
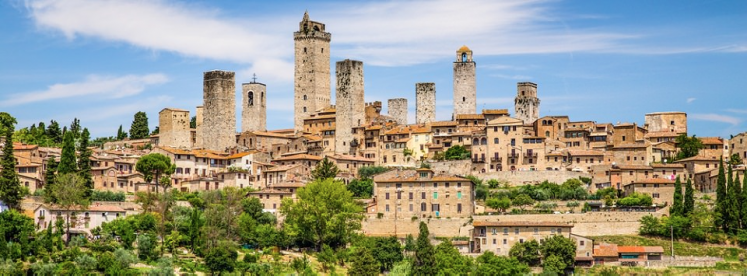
[335,59,364,155]
[416,83,436,124]
[158,108,190,149]
[388,98,408,125]
[202,70,236,152]
[453,45,476,116]
[294,11,331,132]
[514,82,540,124]
[241,77,267,133]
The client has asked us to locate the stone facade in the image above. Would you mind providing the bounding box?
[387,98,408,125]
[194,106,203,148]
[514,82,540,125]
[242,82,267,132]
[415,82,436,124]
[729,132,747,164]
[644,112,687,134]
[453,46,476,116]
[472,221,573,255]
[335,59,365,155]
[158,108,191,149]
[294,12,331,132]
[202,70,236,152]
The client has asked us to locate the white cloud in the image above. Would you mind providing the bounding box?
[690,113,740,126]
[686,97,696,104]
[727,108,747,114]
[0,74,169,106]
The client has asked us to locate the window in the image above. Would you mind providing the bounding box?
[503,228,508,234]
[433,192,438,199]
[653,193,660,198]
[433,183,438,188]
[493,239,496,244]
[457,203,462,213]
[409,192,413,200]
[534,228,539,234]
[515,228,519,234]
[503,239,507,245]
[457,191,462,199]
[457,182,462,188]
[421,192,426,199]
[492,228,497,235]
[580,240,585,246]
[386,205,390,212]
[385,193,389,200]
[421,203,427,211]
[494,138,499,144]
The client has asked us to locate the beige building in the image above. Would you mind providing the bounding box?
[471,221,573,256]
[729,132,747,164]
[372,168,474,219]
[622,178,677,205]
[32,203,128,236]
[246,188,294,213]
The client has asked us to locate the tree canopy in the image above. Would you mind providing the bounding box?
[675,134,704,160]
[311,157,339,180]
[135,153,175,194]
[444,145,471,160]
[129,111,150,139]
[0,112,24,209]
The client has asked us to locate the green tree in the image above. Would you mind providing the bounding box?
[190,116,196,129]
[434,239,472,275]
[729,153,743,166]
[726,166,740,233]
[0,209,35,259]
[347,178,373,198]
[129,111,150,139]
[188,208,204,253]
[369,236,403,273]
[0,112,25,210]
[77,128,94,200]
[46,120,62,144]
[311,157,339,180]
[675,134,704,160]
[204,243,238,274]
[732,173,742,228]
[715,158,727,231]
[509,239,541,266]
[317,244,337,272]
[542,255,567,274]
[444,145,470,160]
[151,126,160,135]
[683,178,695,216]
[280,178,362,250]
[404,234,416,252]
[512,194,535,211]
[670,176,683,216]
[137,232,159,261]
[742,174,747,230]
[412,222,436,275]
[117,125,128,140]
[358,166,390,179]
[349,247,378,276]
[49,173,91,245]
[69,118,81,139]
[475,251,529,276]
[539,235,576,272]
[57,131,78,175]
[135,153,176,194]
[486,197,511,213]
[44,157,58,191]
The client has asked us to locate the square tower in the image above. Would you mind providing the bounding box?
[202,70,236,152]
[335,59,365,155]
[242,80,267,132]
[416,83,436,124]
[158,108,190,149]
[453,45,476,116]
[514,82,540,125]
[388,98,408,125]
[294,11,331,132]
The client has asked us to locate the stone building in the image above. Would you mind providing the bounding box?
[729,132,747,164]
[202,70,236,152]
[242,81,267,132]
[471,221,573,256]
[158,108,191,149]
[416,83,436,124]
[193,106,203,148]
[294,11,331,132]
[335,59,365,155]
[372,168,474,219]
[514,82,540,125]
[388,98,408,125]
[644,111,687,134]
[623,178,677,205]
[453,45,476,116]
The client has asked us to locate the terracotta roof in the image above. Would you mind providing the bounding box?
[613,143,649,149]
[616,165,652,170]
[651,163,684,168]
[395,138,411,143]
[303,135,323,142]
[305,114,336,120]
[617,246,664,254]
[629,178,676,185]
[373,169,468,182]
[455,114,485,120]
[264,164,301,173]
[473,221,573,228]
[645,132,680,138]
[226,151,257,159]
[385,127,411,135]
[593,243,619,257]
[247,188,293,195]
[699,137,724,145]
[366,125,383,130]
[43,203,126,212]
[158,146,193,155]
[328,154,376,163]
[568,150,604,156]
[160,107,188,112]
[271,180,306,188]
[251,131,293,139]
[429,121,458,127]
[12,143,38,150]
[273,153,323,162]
[411,125,431,134]
[674,155,719,162]
[482,109,509,115]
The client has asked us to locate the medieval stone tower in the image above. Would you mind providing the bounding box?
[335,59,365,155]
[388,98,408,125]
[241,80,266,132]
[514,82,540,124]
[202,70,236,152]
[294,11,331,132]
[416,83,436,124]
[158,108,191,149]
[453,45,476,116]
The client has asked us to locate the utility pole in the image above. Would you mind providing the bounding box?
[670,225,674,259]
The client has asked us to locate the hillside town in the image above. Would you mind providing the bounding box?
[1,11,747,275]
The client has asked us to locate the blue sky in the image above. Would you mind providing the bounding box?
[0,0,745,138]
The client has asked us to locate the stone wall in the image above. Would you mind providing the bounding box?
[202,70,236,152]
[335,59,364,155]
[387,98,408,125]
[474,210,666,236]
[644,112,687,134]
[158,108,191,149]
[415,83,436,124]
[427,160,589,185]
[293,13,331,132]
[514,82,540,125]
[241,82,267,132]
[363,217,473,238]
[453,52,476,116]
[194,106,203,148]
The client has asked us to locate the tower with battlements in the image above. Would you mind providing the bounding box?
[388,98,408,125]
[416,83,436,124]
[453,45,476,116]
[514,82,540,124]
[294,11,331,132]
[202,70,236,151]
[242,79,267,132]
[335,59,364,155]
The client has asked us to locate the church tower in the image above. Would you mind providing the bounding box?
[514,82,540,124]
[294,11,331,132]
[241,75,266,133]
[453,45,476,116]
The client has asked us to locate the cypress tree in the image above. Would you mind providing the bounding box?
[412,222,436,275]
[732,173,743,228]
[129,111,150,139]
[0,112,24,209]
[46,120,62,144]
[77,128,93,200]
[44,157,58,202]
[742,173,747,230]
[57,131,77,175]
[715,158,727,232]
[683,178,694,216]
[670,176,683,216]
[726,166,740,233]
[117,125,127,140]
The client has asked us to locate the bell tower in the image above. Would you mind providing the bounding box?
[453,45,476,116]
[294,11,331,132]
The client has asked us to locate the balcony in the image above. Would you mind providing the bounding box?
[524,152,538,158]
[472,158,486,163]
[508,153,519,158]
[490,157,503,163]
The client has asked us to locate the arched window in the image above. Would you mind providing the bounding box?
[481,138,487,145]
[303,107,307,112]
[313,26,320,31]
[472,138,479,145]
[248,91,254,106]
[303,47,307,53]
[494,138,499,144]
[303,95,307,100]
[462,52,467,62]
[545,131,550,137]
